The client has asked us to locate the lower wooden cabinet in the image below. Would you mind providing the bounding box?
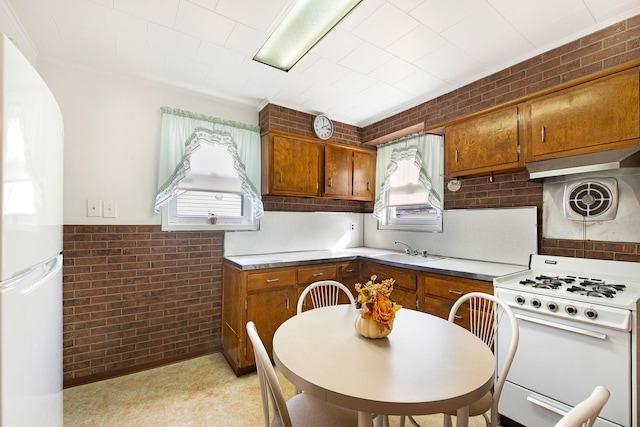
[422,273,493,329]
[222,262,297,375]
[222,261,339,375]
[360,261,419,310]
[222,258,495,374]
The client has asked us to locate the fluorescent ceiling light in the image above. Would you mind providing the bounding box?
[253,0,363,72]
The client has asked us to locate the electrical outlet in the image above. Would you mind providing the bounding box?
[103,201,117,218]
[87,200,102,217]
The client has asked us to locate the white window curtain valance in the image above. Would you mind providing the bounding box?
[373,132,444,219]
[154,107,263,217]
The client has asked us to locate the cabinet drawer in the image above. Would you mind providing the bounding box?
[339,262,359,279]
[247,270,296,292]
[362,264,417,292]
[425,274,492,301]
[297,265,337,284]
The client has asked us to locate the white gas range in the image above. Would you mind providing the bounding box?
[494,254,640,427]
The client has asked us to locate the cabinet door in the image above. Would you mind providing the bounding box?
[272,135,320,196]
[445,105,522,177]
[324,145,351,197]
[352,150,376,201]
[246,288,295,364]
[361,262,418,310]
[527,68,640,160]
[422,273,492,329]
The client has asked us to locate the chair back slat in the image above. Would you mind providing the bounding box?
[448,292,519,427]
[297,280,355,314]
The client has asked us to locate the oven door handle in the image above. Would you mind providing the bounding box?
[515,314,607,340]
[526,395,569,417]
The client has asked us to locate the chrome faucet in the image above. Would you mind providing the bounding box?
[394,240,418,256]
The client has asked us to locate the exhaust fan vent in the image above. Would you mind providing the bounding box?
[563,178,618,221]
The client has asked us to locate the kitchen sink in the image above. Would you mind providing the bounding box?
[369,252,442,264]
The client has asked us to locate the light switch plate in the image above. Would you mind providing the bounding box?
[103,201,117,218]
[87,200,102,217]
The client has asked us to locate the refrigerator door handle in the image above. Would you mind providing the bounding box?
[0,255,62,295]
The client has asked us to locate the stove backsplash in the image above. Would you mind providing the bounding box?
[543,169,640,242]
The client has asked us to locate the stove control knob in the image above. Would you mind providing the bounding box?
[531,298,541,308]
[565,305,577,315]
[584,308,598,320]
[547,302,558,312]
[515,295,525,305]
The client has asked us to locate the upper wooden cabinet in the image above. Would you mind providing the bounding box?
[445,104,523,177]
[352,150,376,200]
[526,67,640,161]
[324,144,376,201]
[261,131,321,197]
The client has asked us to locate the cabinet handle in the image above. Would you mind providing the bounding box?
[455,149,459,163]
[345,269,355,273]
[328,177,332,188]
[266,278,279,283]
[279,171,283,183]
[286,298,290,310]
[448,289,463,295]
[367,182,370,191]
[453,314,463,320]
[541,127,545,142]
[312,273,323,277]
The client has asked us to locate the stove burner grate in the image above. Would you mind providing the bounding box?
[567,286,615,298]
[518,274,627,299]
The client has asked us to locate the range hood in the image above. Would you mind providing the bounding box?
[526,145,640,180]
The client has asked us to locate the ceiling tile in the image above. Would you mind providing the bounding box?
[174,1,235,46]
[584,0,640,22]
[164,55,210,82]
[215,0,288,32]
[147,22,200,59]
[339,42,394,74]
[386,25,447,62]
[86,2,147,44]
[410,0,484,33]
[369,58,421,84]
[352,3,418,48]
[415,43,484,84]
[113,0,179,27]
[442,5,533,66]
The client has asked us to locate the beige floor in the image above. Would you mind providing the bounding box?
[63,353,490,427]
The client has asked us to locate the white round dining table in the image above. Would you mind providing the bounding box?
[272,304,495,427]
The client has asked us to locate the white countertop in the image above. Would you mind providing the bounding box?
[224,247,528,282]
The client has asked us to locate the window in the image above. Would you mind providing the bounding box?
[374,133,444,232]
[160,141,259,231]
[155,107,263,232]
[378,158,442,231]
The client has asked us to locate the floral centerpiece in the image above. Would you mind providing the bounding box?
[354,275,402,339]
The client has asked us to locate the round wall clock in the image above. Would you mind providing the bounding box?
[313,114,334,140]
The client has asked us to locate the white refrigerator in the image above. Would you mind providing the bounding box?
[0,34,64,426]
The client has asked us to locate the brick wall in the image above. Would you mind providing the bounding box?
[259,103,362,146]
[63,225,223,386]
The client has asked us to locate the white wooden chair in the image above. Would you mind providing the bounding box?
[245,321,358,427]
[555,386,610,427]
[296,280,355,314]
[400,292,519,427]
